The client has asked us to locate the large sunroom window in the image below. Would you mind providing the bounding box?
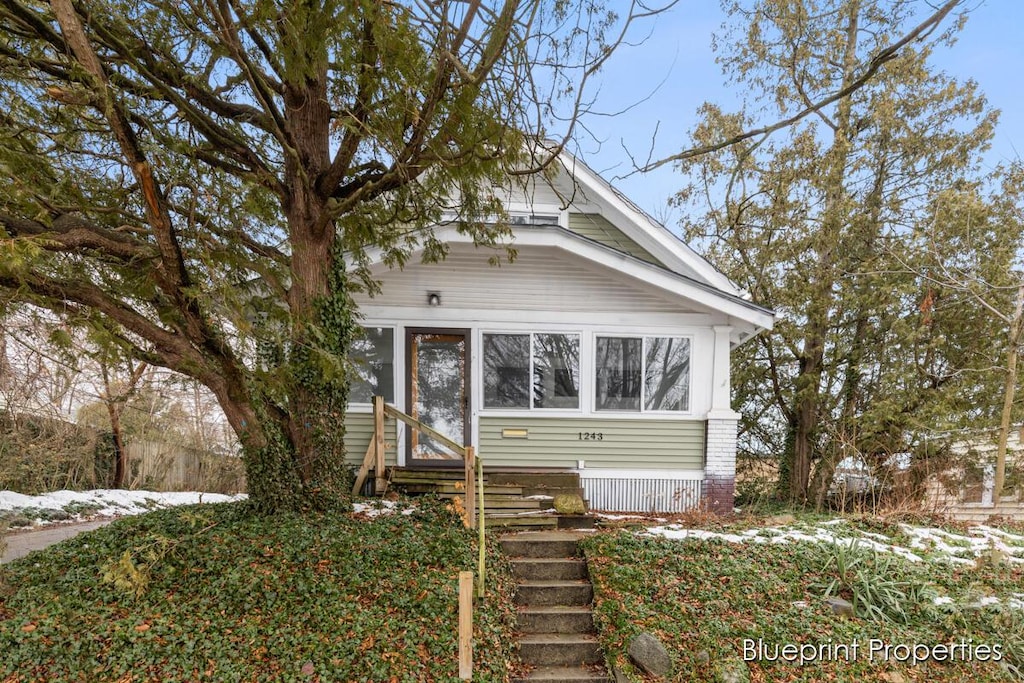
[595,336,690,412]
[349,327,395,403]
[483,332,580,409]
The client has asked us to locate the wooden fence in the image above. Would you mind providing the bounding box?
[124,439,246,493]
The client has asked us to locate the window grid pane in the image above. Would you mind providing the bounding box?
[483,334,530,408]
[349,327,395,403]
[532,333,580,409]
[644,337,690,412]
[595,337,641,411]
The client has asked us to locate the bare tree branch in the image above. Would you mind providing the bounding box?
[637,0,963,172]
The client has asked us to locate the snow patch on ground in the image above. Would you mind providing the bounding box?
[1,489,247,524]
[643,519,1024,566]
[643,518,1024,612]
[595,513,668,522]
[351,501,416,517]
[644,524,923,562]
[901,525,1024,563]
[1,490,426,526]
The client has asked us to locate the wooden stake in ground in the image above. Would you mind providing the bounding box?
[458,571,473,679]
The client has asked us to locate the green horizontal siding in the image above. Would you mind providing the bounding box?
[478,416,704,470]
[568,213,661,266]
[343,412,398,467]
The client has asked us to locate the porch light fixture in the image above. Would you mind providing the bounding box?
[427,292,441,307]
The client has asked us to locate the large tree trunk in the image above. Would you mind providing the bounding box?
[791,340,824,502]
[106,402,127,489]
[785,0,862,504]
[261,50,352,505]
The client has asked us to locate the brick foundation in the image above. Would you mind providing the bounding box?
[703,475,736,514]
[703,415,739,515]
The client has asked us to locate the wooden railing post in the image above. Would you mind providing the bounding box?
[373,396,386,494]
[477,457,486,599]
[458,571,473,680]
[464,446,476,530]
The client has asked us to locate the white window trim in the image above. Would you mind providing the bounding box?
[348,324,398,408]
[592,332,694,417]
[480,329,584,413]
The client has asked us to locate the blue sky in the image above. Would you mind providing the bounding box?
[571,0,1024,224]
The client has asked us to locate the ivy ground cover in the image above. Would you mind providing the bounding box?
[583,517,1024,682]
[0,498,516,682]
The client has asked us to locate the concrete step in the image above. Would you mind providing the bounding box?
[521,486,587,500]
[518,606,594,634]
[404,483,524,496]
[489,472,582,489]
[488,515,559,529]
[500,532,584,559]
[515,581,593,607]
[512,558,588,581]
[518,634,603,667]
[389,469,466,483]
[478,498,545,510]
[512,666,612,683]
[557,515,596,530]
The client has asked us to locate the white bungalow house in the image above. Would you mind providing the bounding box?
[341,151,774,513]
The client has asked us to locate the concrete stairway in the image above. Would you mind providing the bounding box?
[501,532,611,683]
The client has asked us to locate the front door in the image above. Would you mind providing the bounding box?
[407,328,470,466]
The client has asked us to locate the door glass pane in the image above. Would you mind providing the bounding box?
[644,337,690,411]
[483,334,530,408]
[411,333,465,460]
[533,333,580,409]
[349,327,395,403]
[595,337,642,411]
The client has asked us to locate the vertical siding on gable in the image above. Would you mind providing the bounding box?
[478,416,704,469]
[344,412,398,467]
[568,213,661,266]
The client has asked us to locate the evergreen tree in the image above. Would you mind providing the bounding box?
[674,0,1002,505]
[0,0,659,511]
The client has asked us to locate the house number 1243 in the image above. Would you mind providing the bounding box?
[578,432,604,441]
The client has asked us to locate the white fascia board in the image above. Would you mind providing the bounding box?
[555,152,742,296]
[355,306,714,328]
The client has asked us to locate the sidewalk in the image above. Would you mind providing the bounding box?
[1,519,115,564]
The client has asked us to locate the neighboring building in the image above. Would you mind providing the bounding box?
[924,427,1024,522]
[342,150,774,513]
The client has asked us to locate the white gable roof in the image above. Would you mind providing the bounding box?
[550,149,743,296]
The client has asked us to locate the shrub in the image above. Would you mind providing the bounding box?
[0,412,104,493]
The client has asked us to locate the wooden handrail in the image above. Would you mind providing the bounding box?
[382,404,466,457]
[353,397,481,523]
